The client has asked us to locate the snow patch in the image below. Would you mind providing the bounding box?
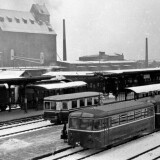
[0,138,31,151]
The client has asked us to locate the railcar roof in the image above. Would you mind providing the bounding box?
[70,100,153,118]
[44,91,101,101]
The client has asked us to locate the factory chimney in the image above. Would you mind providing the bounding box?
[145,38,148,68]
[63,19,67,61]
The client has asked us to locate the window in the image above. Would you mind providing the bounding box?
[111,115,119,126]
[15,17,20,23]
[48,26,53,31]
[148,107,154,116]
[87,98,92,106]
[80,98,85,107]
[62,101,68,109]
[141,108,148,118]
[80,119,92,130]
[7,16,12,22]
[128,111,135,121]
[0,16,4,22]
[30,19,34,24]
[45,102,50,109]
[120,113,128,124]
[94,97,99,105]
[72,100,77,108]
[93,119,105,130]
[135,109,142,119]
[51,101,56,110]
[22,18,27,24]
[69,118,79,129]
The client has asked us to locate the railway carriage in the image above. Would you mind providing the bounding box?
[68,100,156,149]
[43,91,103,124]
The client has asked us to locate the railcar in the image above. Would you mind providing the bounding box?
[43,91,103,124]
[68,100,156,149]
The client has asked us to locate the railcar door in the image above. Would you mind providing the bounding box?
[104,117,109,147]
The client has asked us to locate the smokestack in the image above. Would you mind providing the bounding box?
[63,19,67,61]
[145,37,148,68]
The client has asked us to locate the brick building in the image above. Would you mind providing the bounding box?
[0,4,57,67]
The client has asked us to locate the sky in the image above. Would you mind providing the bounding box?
[0,0,160,61]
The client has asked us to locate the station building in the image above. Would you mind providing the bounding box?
[0,4,57,67]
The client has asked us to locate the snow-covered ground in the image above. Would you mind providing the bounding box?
[41,131,160,160]
[85,132,160,160]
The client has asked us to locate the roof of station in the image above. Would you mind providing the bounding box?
[101,68,160,76]
[126,83,160,93]
[0,70,53,85]
[44,71,94,76]
[28,81,87,90]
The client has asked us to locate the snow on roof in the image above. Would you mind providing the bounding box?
[0,9,56,34]
[44,71,94,76]
[126,83,160,93]
[30,81,87,90]
[0,70,25,79]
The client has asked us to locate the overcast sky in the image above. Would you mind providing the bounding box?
[0,0,160,61]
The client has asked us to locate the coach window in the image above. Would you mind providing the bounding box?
[94,97,99,105]
[45,102,50,109]
[135,109,142,119]
[72,100,77,108]
[87,98,92,106]
[51,101,56,110]
[111,115,119,126]
[62,101,68,109]
[80,98,85,107]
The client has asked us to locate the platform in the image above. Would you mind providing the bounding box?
[0,109,43,122]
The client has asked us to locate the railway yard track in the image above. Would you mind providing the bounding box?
[0,116,54,139]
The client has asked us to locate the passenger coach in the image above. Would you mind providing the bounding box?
[68,100,155,148]
[43,91,103,124]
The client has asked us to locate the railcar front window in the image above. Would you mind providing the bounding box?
[45,102,50,110]
[69,118,79,129]
[93,119,104,130]
[80,119,92,130]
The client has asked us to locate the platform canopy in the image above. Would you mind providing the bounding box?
[29,81,87,90]
[126,83,160,93]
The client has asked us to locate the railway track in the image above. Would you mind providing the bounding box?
[0,118,54,139]
[127,144,160,160]
[0,114,43,127]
